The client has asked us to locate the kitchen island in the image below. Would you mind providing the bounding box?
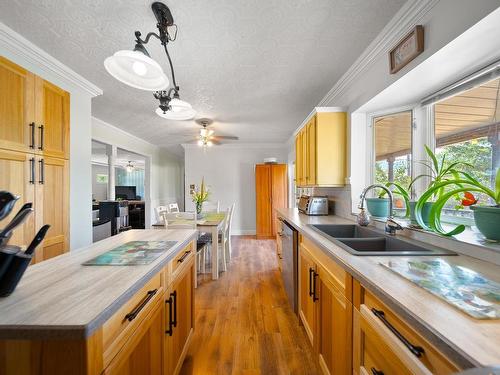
[276,208,500,373]
[0,229,197,375]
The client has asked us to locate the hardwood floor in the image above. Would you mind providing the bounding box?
[179,236,320,375]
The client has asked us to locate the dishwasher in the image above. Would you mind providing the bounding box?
[280,218,298,314]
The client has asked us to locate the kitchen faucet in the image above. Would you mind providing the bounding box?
[357,184,403,235]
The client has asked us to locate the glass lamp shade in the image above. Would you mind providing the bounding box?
[169,98,193,112]
[104,50,169,91]
[155,107,196,120]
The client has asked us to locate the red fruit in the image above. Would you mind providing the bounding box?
[461,192,477,206]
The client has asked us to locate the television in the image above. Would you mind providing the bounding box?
[115,186,137,200]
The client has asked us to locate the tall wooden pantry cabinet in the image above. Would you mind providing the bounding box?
[0,56,70,263]
[255,163,288,238]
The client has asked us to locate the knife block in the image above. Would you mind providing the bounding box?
[0,251,32,297]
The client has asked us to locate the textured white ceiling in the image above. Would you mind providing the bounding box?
[0,0,405,149]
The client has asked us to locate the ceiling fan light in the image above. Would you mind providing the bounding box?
[207,141,213,147]
[104,49,169,91]
[197,140,204,146]
[155,107,196,120]
[200,128,208,137]
[125,161,134,173]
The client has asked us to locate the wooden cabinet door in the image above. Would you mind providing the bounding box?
[0,56,35,153]
[306,117,316,186]
[295,135,300,187]
[298,244,317,347]
[255,164,272,238]
[35,156,69,263]
[104,300,163,375]
[165,257,194,375]
[317,266,352,375]
[270,164,287,236]
[0,149,35,249]
[35,77,70,159]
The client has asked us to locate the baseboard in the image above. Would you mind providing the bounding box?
[231,229,256,235]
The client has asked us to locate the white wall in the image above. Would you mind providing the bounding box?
[0,22,102,250]
[184,144,288,235]
[92,117,184,225]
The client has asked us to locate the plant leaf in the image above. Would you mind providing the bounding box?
[424,145,439,175]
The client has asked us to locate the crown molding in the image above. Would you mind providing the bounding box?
[318,0,439,106]
[182,143,287,149]
[0,22,102,97]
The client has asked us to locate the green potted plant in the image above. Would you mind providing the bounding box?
[415,168,500,240]
[410,145,472,226]
[191,178,210,216]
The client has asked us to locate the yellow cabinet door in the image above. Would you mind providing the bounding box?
[306,117,316,186]
[104,300,164,375]
[317,265,352,375]
[298,244,317,347]
[35,77,70,159]
[0,56,35,153]
[165,256,194,375]
[34,156,69,263]
[295,131,302,186]
[0,149,35,249]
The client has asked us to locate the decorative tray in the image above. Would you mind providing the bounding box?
[83,241,177,266]
[381,259,500,319]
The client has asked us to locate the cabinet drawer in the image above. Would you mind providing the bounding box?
[102,272,163,367]
[356,289,460,375]
[300,235,352,300]
[166,241,195,286]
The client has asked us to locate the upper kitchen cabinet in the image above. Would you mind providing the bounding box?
[0,56,35,153]
[35,77,70,159]
[295,111,347,187]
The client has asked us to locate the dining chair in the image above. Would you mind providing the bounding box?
[202,200,220,213]
[168,202,180,213]
[225,203,236,261]
[155,205,168,223]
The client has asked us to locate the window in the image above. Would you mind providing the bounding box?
[374,111,413,189]
[433,77,500,221]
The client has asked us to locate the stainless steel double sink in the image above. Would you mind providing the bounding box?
[309,224,456,256]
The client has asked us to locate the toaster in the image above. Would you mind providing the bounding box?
[298,195,329,216]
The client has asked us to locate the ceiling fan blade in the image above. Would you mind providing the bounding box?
[212,135,239,140]
[211,140,222,145]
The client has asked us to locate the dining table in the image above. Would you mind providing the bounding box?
[152,212,226,280]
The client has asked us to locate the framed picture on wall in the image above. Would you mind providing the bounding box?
[389,25,424,74]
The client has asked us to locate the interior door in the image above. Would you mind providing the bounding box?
[36,156,69,262]
[270,164,287,236]
[104,301,163,375]
[0,56,35,153]
[298,244,317,347]
[35,77,70,159]
[317,265,352,375]
[255,164,272,238]
[165,257,194,375]
[0,149,35,249]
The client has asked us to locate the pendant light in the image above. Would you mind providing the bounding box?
[125,161,135,173]
[104,2,194,117]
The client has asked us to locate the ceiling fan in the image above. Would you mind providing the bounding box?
[189,118,239,147]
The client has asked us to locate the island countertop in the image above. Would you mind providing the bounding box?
[0,229,197,340]
[276,208,500,368]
